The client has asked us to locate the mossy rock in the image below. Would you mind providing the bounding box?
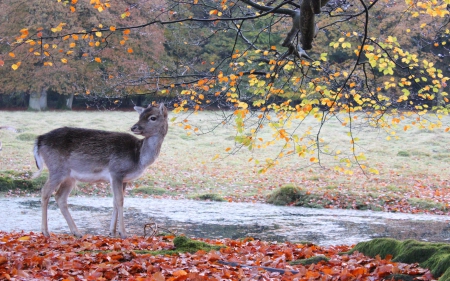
[161,236,223,255]
[346,238,450,280]
[266,184,308,206]
[290,255,329,266]
[194,193,225,202]
[266,184,327,208]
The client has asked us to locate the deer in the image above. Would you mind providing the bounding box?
[33,103,168,239]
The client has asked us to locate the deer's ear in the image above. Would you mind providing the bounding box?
[134,106,145,115]
[159,103,167,116]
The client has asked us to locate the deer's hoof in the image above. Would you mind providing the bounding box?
[119,232,128,239]
[42,231,50,237]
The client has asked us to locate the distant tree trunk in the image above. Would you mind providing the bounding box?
[29,87,48,111]
[65,93,74,109]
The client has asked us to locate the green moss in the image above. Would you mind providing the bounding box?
[385,274,415,281]
[407,198,447,212]
[0,177,14,191]
[440,269,450,281]
[193,193,225,202]
[290,255,329,266]
[151,236,224,255]
[174,236,222,251]
[16,133,37,141]
[129,187,168,196]
[266,184,307,206]
[0,170,46,192]
[397,151,410,157]
[266,185,336,208]
[346,238,450,280]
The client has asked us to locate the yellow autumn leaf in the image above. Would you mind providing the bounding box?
[11,64,19,70]
[17,236,30,241]
[95,31,102,37]
[61,58,67,63]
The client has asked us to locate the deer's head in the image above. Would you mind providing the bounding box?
[131,103,168,138]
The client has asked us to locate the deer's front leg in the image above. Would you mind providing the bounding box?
[110,179,127,238]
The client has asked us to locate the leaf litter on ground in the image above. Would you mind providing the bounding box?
[0,231,436,280]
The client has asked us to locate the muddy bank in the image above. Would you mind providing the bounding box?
[1,197,449,246]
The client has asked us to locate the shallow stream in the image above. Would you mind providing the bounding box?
[1,197,449,246]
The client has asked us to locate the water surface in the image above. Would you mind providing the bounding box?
[1,197,449,246]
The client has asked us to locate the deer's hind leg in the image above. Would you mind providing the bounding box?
[41,175,66,237]
[55,177,81,237]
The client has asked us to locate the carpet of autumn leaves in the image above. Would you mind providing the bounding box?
[0,231,435,281]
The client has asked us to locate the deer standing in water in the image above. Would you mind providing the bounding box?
[33,104,168,238]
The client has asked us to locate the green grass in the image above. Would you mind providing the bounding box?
[1,110,450,214]
[192,193,226,202]
[129,186,170,196]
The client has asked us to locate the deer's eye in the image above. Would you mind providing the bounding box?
[149,116,157,121]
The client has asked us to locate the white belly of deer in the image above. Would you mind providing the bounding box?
[123,169,145,182]
[70,169,111,183]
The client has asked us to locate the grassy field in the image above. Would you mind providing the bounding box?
[1,109,450,215]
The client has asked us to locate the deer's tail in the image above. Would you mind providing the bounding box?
[32,140,44,179]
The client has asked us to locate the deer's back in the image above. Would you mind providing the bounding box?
[36,127,143,181]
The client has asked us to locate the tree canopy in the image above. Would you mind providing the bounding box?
[1,0,449,173]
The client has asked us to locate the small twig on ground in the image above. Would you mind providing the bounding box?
[143,220,178,238]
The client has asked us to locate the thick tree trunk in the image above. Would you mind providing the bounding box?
[29,87,48,111]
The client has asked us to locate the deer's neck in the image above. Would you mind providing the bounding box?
[139,134,165,167]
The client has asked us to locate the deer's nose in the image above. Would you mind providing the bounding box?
[131,124,141,132]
